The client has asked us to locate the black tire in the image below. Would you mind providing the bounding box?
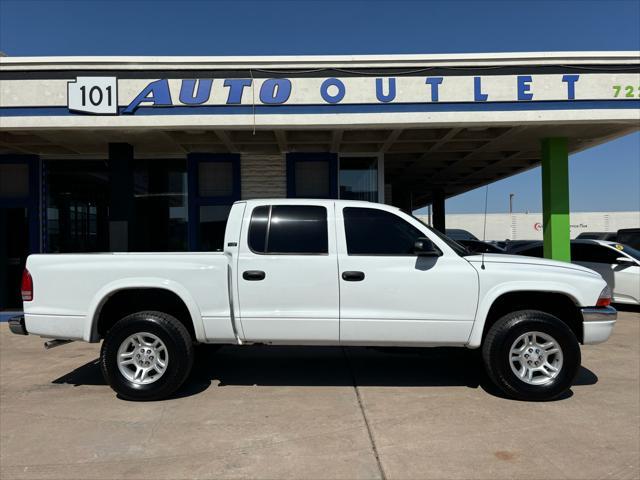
[100,311,194,401]
[482,310,581,401]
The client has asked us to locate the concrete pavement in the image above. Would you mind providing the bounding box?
[1,311,638,479]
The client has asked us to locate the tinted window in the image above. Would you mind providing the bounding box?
[617,229,640,250]
[344,207,424,255]
[571,244,620,264]
[248,205,328,254]
[248,206,269,253]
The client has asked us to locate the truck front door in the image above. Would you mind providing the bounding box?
[336,206,479,345]
[237,202,339,343]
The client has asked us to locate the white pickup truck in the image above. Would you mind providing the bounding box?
[10,199,616,401]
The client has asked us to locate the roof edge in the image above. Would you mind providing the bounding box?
[1,51,639,71]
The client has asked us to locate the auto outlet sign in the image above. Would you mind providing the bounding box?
[66,73,640,115]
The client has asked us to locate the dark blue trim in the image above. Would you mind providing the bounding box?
[1,100,639,117]
[286,153,338,199]
[0,155,40,254]
[187,153,240,251]
[41,160,48,252]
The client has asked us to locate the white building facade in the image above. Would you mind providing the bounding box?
[1,52,639,308]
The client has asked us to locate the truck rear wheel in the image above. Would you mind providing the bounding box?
[482,310,580,401]
[100,311,194,401]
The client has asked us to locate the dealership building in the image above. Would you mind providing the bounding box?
[0,51,639,309]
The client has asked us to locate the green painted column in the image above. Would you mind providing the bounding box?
[541,137,571,262]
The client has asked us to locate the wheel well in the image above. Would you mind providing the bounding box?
[482,291,582,343]
[95,288,195,341]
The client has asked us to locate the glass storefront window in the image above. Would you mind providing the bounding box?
[287,154,337,199]
[132,159,188,252]
[0,207,28,309]
[295,161,330,198]
[44,160,109,253]
[0,164,29,198]
[339,156,379,202]
[199,162,233,197]
[190,154,240,251]
[199,205,232,252]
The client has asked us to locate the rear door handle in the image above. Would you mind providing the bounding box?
[243,270,266,281]
[342,271,365,281]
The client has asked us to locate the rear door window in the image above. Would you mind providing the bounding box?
[248,205,328,254]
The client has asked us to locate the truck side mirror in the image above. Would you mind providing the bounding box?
[414,237,441,256]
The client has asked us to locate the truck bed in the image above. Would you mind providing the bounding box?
[23,252,234,343]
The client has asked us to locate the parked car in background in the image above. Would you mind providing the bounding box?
[457,239,505,254]
[617,228,640,250]
[576,232,617,241]
[445,229,478,241]
[513,239,640,305]
[577,228,640,249]
[503,240,540,253]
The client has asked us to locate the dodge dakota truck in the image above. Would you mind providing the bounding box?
[10,199,616,401]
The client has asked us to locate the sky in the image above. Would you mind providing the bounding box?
[0,0,639,214]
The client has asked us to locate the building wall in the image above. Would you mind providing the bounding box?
[417,211,640,241]
[240,154,286,200]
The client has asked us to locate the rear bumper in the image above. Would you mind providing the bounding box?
[8,315,28,335]
[581,306,617,345]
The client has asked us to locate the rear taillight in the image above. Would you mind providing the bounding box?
[21,269,33,302]
[596,286,611,307]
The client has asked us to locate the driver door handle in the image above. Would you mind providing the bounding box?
[342,271,365,281]
[243,270,266,281]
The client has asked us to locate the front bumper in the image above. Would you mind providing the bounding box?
[581,306,617,345]
[8,315,28,335]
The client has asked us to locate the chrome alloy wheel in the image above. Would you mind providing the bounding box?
[117,332,169,385]
[509,331,563,386]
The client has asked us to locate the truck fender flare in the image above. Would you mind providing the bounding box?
[84,277,206,343]
[467,281,582,348]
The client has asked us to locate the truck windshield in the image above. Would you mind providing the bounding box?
[411,215,472,257]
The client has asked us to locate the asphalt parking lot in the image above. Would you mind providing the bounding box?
[1,310,638,480]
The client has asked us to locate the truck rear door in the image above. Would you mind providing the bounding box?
[236,201,339,343]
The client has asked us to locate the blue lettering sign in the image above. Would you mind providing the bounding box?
[224,79,252,104]
[474,77,488,102]
[562,74,580,100]
[259,78,292,104]
[320,78,345,104]
[376,78,396,103]
[518,75,534,101]
[425,77,443,102]
[179,79,212,105]
[123,79,172,114]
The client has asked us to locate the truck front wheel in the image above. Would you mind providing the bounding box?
[482,310,581,401]
[100,311,194,401]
